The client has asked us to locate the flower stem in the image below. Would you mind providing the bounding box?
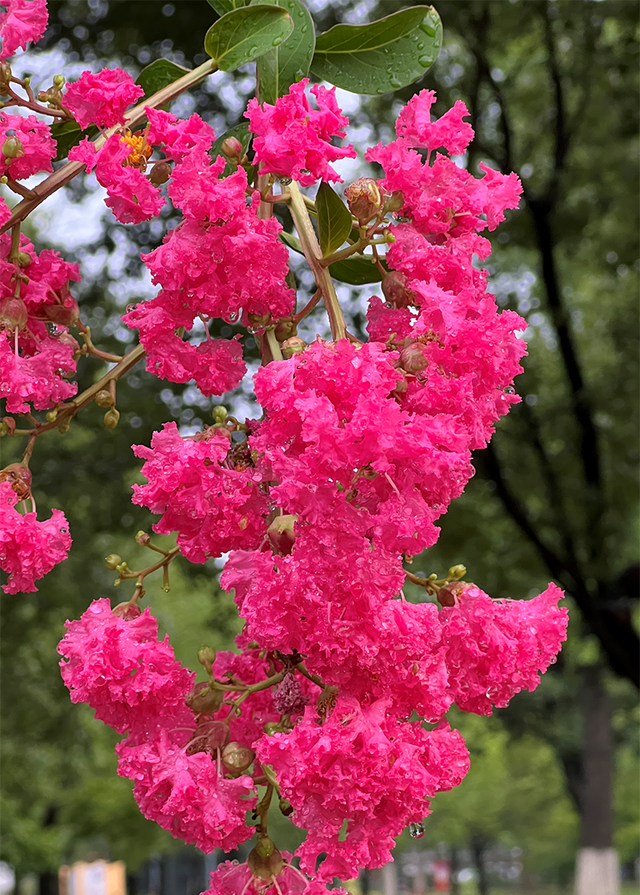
[287,182,346,341]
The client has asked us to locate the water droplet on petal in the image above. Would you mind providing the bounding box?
[409,822,425,839]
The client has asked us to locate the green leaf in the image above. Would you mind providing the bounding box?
[279,230,304,254]
[251,0,315,104]
[51,120,97,162]
[135,59,190,101]
[206,0,250,14]
[316,182,353,258]
[209,121,253,176]
[204,5,294,71]
[310,5,443,95]
[329,255,387,286]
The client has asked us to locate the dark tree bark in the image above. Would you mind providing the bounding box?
[580,666,614,849]
[471,836,490,895]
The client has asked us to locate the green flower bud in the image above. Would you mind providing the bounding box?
[95,389,114,408]
[212,405,228,424]
[345,177,382,225]
[221,742,255,772]
[2,135,23,160]
[185,682,224,715]
[197,645,217,673]
[46,409,58,423]
[448,564,467,580]
[103,408,120,429]
[105,554,122,570]
[282,336,306,358]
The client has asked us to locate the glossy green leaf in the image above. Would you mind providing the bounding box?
[310,5,442,95]
[135,59,190,100]
[316,182,353,258]
[329,255,387,286]
[251,0,315,104]
[51,120,97,162]
[206,0,250,14]
[204,5,293,71]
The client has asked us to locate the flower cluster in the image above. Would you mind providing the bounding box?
[0,230,81,414]
[38,69,571,893]
[0,480,71,593]
[123,143,294,395]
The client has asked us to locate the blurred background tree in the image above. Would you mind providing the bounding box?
[1,2,637,894]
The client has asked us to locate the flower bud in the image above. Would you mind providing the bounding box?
[112,600,142,620]
[274,317,296,343]
[382,270,416,308]
[211,405,228,424]
[103,408,120,429]
[46,410,58,423]
[263,722,279,736]
[135,530,150,546]
[384,190,405,214]
[186,719,229,755]
[0,463,31,500]
[248,841,284,881]
[2,135,23,160]
[267,514,297,556]
[185,682,224,715]
[448,564,467,580]
[437,580,467,608]
[148,160,172,186]
[0,422,9,436]
[221,742,255,772]
[58,420,70,434]
[0,297,28,331]
[221,136,243,161]
[95,389,114,408]
[345,177,382,225]
[282,336,306,358]
[105,554,122,570]
[197,645,217,673]
[43,298,79,327]
[16,251,31,268]
[399,341,428,374]
[0,61,12,90]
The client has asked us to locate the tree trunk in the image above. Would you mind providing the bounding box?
[471,835,489,895]
[574,666,619,895]
[38,873,58,895]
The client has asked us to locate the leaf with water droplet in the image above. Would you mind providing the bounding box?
[310,5,443,95]
[251,0,315,104]
[204,5,293,71]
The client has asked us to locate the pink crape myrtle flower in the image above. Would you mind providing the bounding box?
[257,695,469,882]
[223,533,452,723]
[0,113,55,180]
[64,68,144,130]
[246,78,357,186]
[203,855,347,895]
[0,0,47,60]
[132,422,269,563]
[69,133,165,225]
[58,598,194,733]
[395,89,474,156]
[439,583,568,714]
[117,708,257,853]
[0,481,71,593]
[0,330,78,414]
